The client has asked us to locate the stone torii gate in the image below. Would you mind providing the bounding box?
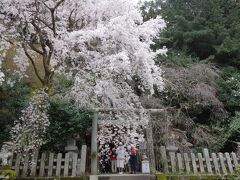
[90,108,165,175]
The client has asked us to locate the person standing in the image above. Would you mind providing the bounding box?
[130,144,137,174]
[116,142,125,174]
[109,147,117,173]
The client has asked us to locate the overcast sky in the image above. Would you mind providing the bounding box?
[132,0,140,4]
[132,0,151,5]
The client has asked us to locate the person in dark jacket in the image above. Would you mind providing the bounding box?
[130,144,137,174]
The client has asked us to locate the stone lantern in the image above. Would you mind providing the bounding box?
[65,138,78,152]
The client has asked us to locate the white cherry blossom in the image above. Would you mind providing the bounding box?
[0,0,166,151]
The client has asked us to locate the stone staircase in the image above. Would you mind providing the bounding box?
[90,174,154,180]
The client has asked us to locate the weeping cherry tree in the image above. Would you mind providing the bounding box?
[0,0,166,152]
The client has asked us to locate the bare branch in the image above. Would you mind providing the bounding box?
[31,21,47,54]
[51,0,66,36]
[22,43,44,84]
[27,42,44,55]
[0,35,14,45]
[37,17,54,31]
[41,1,51,10]
[54,0,66,9]
[50,9,57,37]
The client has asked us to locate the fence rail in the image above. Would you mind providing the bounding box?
[8,145,87,177]
[155,146,239,175]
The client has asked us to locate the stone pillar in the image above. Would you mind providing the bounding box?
[91,112,98,174]
[146,118,156,174]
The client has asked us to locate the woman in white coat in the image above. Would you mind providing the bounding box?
[116,142,125,174]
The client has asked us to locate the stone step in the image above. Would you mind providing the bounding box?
[90,174,154,180]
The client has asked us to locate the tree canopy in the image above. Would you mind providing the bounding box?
[142,0,240,152]
[0,0,166,152]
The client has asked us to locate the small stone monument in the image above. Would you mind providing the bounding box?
[65,138,78,152]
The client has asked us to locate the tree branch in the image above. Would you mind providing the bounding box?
[50,9,57,37]
[27,42,44,55]
[31,21,47,55]
[37,17,54,31]
[41,1,51,10]
[22,43,44,84]
[52,0,66,36]
[0,35,14,45]
[54,0,66,9]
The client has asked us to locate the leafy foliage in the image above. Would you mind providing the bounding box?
[212,112,240,151]
[0,169,16,180]
[144,0,240,66]
[155,51,198,67]
[217,67,240,112]
[42,97,93,151]
[0,80,30,147]
[142,0,239,151]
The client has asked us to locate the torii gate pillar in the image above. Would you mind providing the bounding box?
[91,112,98,174]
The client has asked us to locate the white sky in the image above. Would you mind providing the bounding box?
[132,0,140,4]
[132,0,151,5]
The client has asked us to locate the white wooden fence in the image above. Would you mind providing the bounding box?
[8,145,87,177]
[155,146,240,175]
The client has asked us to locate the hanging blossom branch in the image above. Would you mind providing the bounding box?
[10,89,50,153]
[0,0,167,153]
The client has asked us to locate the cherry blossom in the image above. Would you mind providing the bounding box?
[0,0,166,151]
[10,89,49,152]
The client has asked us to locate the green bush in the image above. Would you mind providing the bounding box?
[0,165,16,180]
[0,79,30,147]
[217,66,240,111]
[156,51,198,67]
[41,97,93,152]
[156,172,167,180]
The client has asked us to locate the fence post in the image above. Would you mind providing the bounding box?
[64,153,70,177]
[169,152,176,173]
[22,153,29,177]
[211,153,220,174]
[225,153,233,173]
[183,153,190,173]
[72,153,78,177]
[203,148,212,173]
[15,153,21,177]
[48,153,54,177]
[160,146,169,173]
[219,153,227,174]
[30,151,39,177]
[197,153,205,173]
[56,153,62,177]
[39,153,46,177]
[231,152,238,170]
[80,145,87,174]
[177,153,184,172]
[191,153,197,174]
